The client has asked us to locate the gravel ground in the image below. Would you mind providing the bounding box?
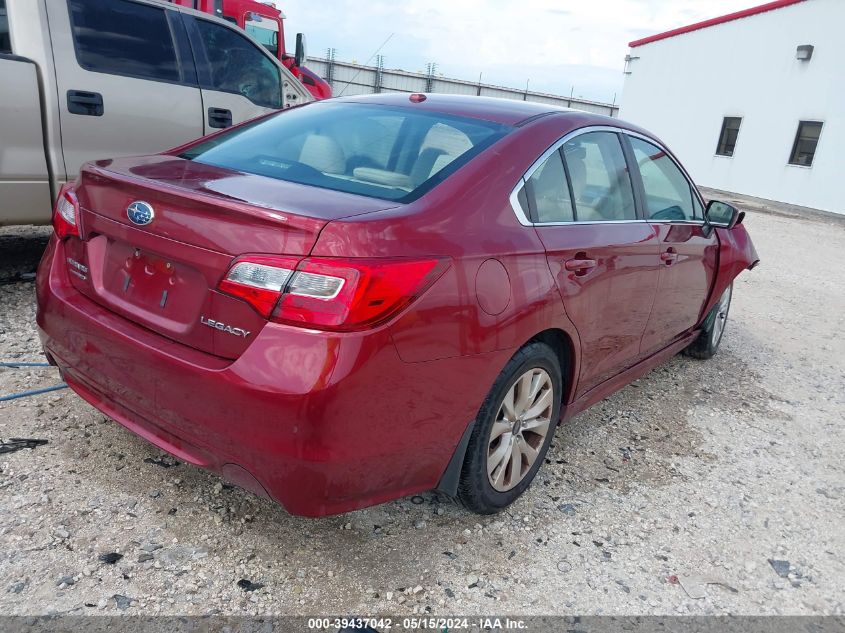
[1,198,843,617]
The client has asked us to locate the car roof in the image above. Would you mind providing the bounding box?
[334,93,600,127]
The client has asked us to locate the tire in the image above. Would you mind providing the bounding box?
[685,282,733,360]
[457,341,562,514]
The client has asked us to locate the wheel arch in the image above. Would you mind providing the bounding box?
[527,328,577,405]
[435,326,578,497]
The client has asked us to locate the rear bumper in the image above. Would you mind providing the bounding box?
[37,236,508,516]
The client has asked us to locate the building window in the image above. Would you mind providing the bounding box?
[715,117,742,157]
[789,121,823,167]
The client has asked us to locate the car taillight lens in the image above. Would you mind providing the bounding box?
[53,185,80,239]
[217,256,299,318]
[275,257,445,330]
[218,255,447,331]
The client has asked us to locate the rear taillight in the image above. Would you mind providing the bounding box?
[218,255,446,331]
[276,257,445,330]
[53,185,81,239]
[218,256,299,317]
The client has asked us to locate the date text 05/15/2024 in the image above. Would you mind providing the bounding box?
[306,617,528,630]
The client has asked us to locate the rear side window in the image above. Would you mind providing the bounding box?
[0,0,11,55]
[561,132,636,221]
[68,0,180,82]
[180,102,510,202]
[525,151,574,223]
[629,137,697,221]
[193,19,282,109]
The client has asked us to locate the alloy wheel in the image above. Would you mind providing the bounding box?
[487,367,554,492]
[711,284,732,346]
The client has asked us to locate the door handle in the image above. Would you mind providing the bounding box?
[564,258,597,274]
[67,90,104,116]
[660,248,678,265]
[208,107,233,129]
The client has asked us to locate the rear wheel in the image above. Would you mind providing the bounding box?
[685,283,733,359]
[457,342,562,514]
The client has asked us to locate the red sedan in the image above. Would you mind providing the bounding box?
[36,94,759,516]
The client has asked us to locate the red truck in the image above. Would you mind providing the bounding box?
[168,0,332,100]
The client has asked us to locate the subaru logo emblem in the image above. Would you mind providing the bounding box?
[127,201,154,226]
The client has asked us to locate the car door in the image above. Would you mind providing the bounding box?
[184,15,309,133]
[0,0,52,225]
[626,135,719,355]
[518,129,662,397]
[47,0,205,179]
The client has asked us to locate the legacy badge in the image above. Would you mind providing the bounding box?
[200,316,251,338]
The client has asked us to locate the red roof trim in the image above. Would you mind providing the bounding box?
[628,0,807,48]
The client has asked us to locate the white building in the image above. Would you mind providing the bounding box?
[619,0,842,214]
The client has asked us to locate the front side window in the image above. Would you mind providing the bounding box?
[0,0,11,55]
[789,121,823,167]
[180,102,510,202]
[68,0,180,82]
[525,150,574,223]
[561,131,636,221]
[194,19,282,109]
[716,116,742,157]
[630,136,697,222]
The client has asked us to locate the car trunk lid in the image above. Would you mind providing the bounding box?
[67,155,398,359]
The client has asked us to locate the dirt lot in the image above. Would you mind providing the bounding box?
[1,196,843,617]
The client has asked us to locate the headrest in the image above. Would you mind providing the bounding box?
[299,135,346,174]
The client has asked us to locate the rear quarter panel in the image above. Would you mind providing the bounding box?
[312,113,602,404]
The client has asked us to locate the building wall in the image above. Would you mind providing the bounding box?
[307,58,619,118]
[619,0,842,214]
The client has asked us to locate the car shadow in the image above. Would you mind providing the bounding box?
[0,226,51,284]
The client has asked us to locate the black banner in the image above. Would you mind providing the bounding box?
[0,616,843,633]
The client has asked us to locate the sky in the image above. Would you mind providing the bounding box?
[275,0,761,104]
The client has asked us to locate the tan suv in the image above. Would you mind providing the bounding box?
[0,0,313,225]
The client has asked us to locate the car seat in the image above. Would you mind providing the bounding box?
[299,135,347,175]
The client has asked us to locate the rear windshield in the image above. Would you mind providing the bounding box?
[179,102,511,202]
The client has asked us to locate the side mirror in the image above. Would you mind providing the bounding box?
[705,200,744,229]
[295,33,307,68]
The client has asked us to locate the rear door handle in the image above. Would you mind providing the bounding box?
[67,90,104,116]
[564,258,597,274]
[208,107,233,129]
[660,248,678,265]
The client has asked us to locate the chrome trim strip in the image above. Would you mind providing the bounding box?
[647,219,706,226]
[523,125,623,184]
[509,178,532,226]
[525,219,648,227]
